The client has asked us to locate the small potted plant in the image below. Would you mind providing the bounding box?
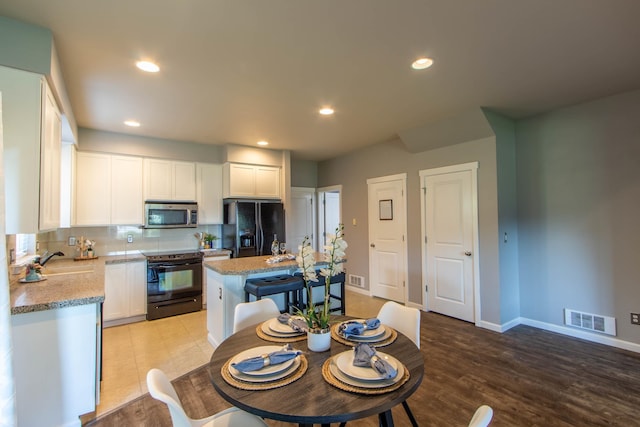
[296,224,347,352]
[204,233,218,249]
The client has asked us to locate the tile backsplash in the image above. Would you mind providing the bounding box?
[37,224,223,258]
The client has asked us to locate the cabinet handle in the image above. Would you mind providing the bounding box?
[218,287,222,300]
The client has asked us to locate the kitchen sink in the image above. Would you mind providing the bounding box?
[44,270,94,276]
[42,265,94,276]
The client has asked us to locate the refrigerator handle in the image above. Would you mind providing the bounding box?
[256,203,263,256]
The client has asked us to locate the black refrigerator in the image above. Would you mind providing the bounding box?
[222,200,285,258]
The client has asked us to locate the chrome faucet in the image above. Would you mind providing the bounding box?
[38,251,65,266]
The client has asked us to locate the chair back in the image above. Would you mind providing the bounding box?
[146,368,192,427]
[233,298,281,333]
[377,301,420,347]
[468,405,493,427]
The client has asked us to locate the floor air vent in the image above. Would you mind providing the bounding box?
[564,308,616,336]
[348,274,365,288]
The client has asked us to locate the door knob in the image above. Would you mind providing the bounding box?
[464,251,472,256]
[370,243,376,248]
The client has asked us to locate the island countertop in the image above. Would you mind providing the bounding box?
[204,253,333,276]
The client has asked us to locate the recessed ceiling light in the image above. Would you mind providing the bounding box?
[319,107,335,116]
[136,60,160,73]
[257,140,269,146]
[411,57,434,70]
[124,120,141,127]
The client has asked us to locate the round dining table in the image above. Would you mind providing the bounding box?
[208,316,424,427]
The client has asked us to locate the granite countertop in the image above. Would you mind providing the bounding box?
[204,253,332,275]
[9,254,146,315]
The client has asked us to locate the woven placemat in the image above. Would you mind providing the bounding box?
[330,323,397,347]
[256,323,307,343]
[321,358,410,395]
[221,355,308,390]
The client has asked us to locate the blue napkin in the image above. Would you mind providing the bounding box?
[231,344,301,373]
[278,313,309,333]
[338,318,381,338]
[352,343,397,380]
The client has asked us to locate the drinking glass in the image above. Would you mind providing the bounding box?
[279,242,287,254]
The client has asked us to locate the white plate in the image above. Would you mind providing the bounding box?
[230,346,296,377]
[335,350,399,381]
[268,317,305,334]
[260,320,304,338]
[329,357,404,389]
[338,320,386,339]
[230,356,301,383]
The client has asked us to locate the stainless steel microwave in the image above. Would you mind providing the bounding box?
[144,201,198,228]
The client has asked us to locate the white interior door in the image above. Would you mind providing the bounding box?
[317,186,341,251]
[421,163,478,323]
[367,174,407,303]
[288,187,316,251]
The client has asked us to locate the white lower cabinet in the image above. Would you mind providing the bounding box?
[11,303,99,427]
[202,254,230,308]
[104,261,147,323]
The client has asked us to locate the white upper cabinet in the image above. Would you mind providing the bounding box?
[144,159,196,201]
[1,66,63,233]
[75,152,111,226]
[39,82,62,231]
[223,163,280,199]
[75,152,143,226]
[196,163,223,224]
[111,155,143,224]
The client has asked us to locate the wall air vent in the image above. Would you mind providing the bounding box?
[348,274,365,288]
[564,308,616,336]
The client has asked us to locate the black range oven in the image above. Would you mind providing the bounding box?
[144,250,203,320]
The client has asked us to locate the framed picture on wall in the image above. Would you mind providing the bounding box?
[379,199,393,220]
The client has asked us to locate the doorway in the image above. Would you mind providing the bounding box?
[367,174,407,303]
[288,187,316,251]
[420,162,480,323]
[317,186,341,252]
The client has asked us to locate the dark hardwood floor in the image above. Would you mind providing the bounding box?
[86,312,640,426]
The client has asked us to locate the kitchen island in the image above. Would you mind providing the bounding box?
[203,254,343,347]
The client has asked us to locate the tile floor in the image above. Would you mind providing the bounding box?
[97,289,387,416]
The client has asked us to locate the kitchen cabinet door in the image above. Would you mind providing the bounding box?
[127,261,147,317]
[144,158,196,201]
[202,255,229,308]
[173,161,197,200]
[196,163,223,224]
[39,82,62,231]
[104,261,147,322]
[111,155,143,225]
[75,152,111,226]
[103,263,128,321]
[223,163,281,199]
[206,268,225,345]
[144,158,173,200]
[1,67,62,233]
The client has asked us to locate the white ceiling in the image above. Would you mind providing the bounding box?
[2,1,640,161]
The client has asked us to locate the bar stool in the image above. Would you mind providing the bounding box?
[295,272,346,314]
[244,275,305,314]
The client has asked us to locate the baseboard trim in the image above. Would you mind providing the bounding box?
[345,285,370,296]
[479,316,640,353]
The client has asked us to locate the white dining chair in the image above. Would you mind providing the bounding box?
[468,405,494,427]
[146,368,268,427]
[377,300,420,348]
[233,298,281,333]
[376,301,421,426]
